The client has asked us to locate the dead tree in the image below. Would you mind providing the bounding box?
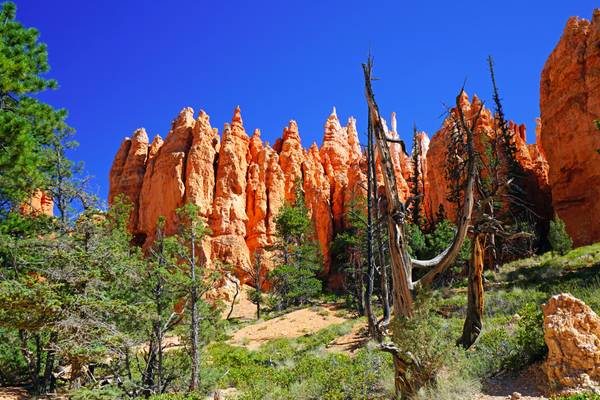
[364,112,382,341]
[362,58,477,397]
[458,233,484,348]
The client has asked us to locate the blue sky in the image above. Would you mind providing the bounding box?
[14,0,598,200]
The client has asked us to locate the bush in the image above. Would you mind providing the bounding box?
[548,215,573,255]
[469,301,546,378]
[553,394,600,400]
[207,322,393,400]
[71,387,124,400]
[515,303,547,363]
[391,292,475,397]
[0,328,28,385]
[406,223,427,257]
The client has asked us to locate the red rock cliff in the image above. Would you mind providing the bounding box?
[540,9,600,246]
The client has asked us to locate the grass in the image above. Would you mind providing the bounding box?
[205,320,394,399]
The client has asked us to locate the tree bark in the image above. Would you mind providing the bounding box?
[42,331,58,393]
[458,234,485,349]
[364,115,380,339]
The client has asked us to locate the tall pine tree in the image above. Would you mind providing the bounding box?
[0,2,72,213]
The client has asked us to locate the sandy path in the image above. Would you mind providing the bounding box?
[228,304,349,350]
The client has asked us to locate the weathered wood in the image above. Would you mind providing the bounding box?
[458,234,485,349]
[363,57,478,399]
[363,60,414,318]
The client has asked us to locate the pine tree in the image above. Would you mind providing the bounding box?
[270,187,322,309]
[0,2,72,212]
[410,125,425,228]
[174,203,215,392]
[548,215,573,255]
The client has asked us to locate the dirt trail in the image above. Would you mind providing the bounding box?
[228,304,350,350]
[475,364,549,400]
[325,321,369,354]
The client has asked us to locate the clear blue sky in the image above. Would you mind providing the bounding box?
[14,0,597,201]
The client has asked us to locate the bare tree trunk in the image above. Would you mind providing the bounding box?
[41,332,58,393]
[190,231,200,391]
[364,116,380,340]
[226,277,240,321]
[19,330,39,393]
[374,146,391,330]
[458,234,485,348]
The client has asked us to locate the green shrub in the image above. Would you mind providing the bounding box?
[391,292,474,396]
[424,220,471,263]
[485,288,546,318]
[206,322,392,399]
[515,303,547,363]
[71,386,124,400]
[553,394,600,400]
[406,223,427,257]
[0,328,28,385]
[470,301,547,378]
[548,215,573,255]
[469,325,519,377]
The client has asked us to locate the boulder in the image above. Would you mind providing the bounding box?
[543,293,600,392]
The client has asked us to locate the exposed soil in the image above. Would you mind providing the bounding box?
[475,363,549,400]
[0,387,67,400]
[228,304,349,350]
[325,321,370,354]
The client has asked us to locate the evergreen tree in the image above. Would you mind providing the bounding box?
[330,194,366,314]
[245,252,267,320]
[270,188,322,309]
[0,2,72,212]
[548,215,573,255]
[174,203,216,392]
[0,196,147,393]
[410,125,425,228]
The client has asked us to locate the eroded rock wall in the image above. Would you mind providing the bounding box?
[109,106,369,285]
[540,10,600,246]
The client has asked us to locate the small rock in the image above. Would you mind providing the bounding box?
[510,392,522,400]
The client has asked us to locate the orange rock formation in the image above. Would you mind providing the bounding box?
[109,106,369,285]
[20,190,54,217]
[543,293,600,391]
[539,10,600,246]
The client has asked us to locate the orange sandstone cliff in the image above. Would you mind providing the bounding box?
[539,10,600,246]
[109,100,555,283]
[109,106,377,286]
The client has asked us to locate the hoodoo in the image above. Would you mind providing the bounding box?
[109,102,553,282]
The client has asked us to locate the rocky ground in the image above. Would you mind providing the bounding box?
[476,364,549,400]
